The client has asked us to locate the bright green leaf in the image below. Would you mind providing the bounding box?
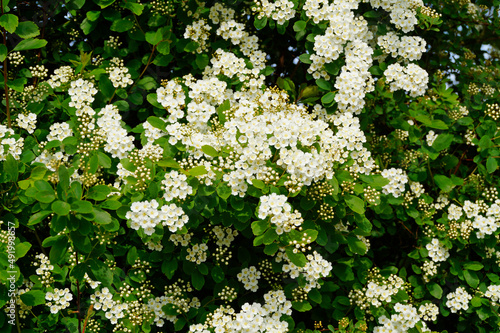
[13,38,47,51]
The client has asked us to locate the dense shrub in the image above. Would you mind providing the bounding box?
[0,0,499,332]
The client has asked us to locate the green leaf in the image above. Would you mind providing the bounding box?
[110,19,134,32]
[20,290,45,306]
[333,263,355,281]
[347,235,367,255]
[147,116,165,130]
[93,207,112,224]
[285,247,307,267]
[28,210,51,225]
[87,185,111,201]
[100,200,122,210]
[15,242,31,258]
[0,43,6,62]
[157,40,170,54]
[251,179,265,189]
[486,156,497,174]
[86,11,101,21]
[122,2,144,15]
[427,282,443,299]
[13,38,47,51]
[162,259,178,279]
[464,270,479,288]
[3,154,18,182]
[254,16,267,30]
[35,191,55,203]
[217,100,230,125]
[292,301,312,312]
[433,175,456,192]
[432,133,453,150]
[89,259,113,287]
[71,200,93,214]
[363,10,380,18]
[263,243,279,255]
[67,0,86,10]
[183,41,199,53]
[80,18,97,35]
[146,29,163,45]
[195,53,209,69]
[344,195,365,214]
[315,79,331,91]
[52,201,71,216]
[251,220,268,236]
[191,270,205,290]
[58,165,70,189]
[127,246,138,265]
[94,0,116,9]
[158,158,180,168]
[299,53,311,64]
[321,92,335,105]
[15,21,40,39]
[308,288,322,304]
[262,228,278,245]
[293,20,307,32]
[216,183,232,200]
[0,14,18,33]
[463,262,484,271]
[97,151,112,168]
[49,235,68,263]
[201,145,218,157]
[7,77,26,92]
[211,265,225,283]
[187,166,207,176]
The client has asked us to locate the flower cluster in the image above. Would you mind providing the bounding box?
[212,226,238,247]
[189,290,292,333]
[16,112,37,134]
[381,168,408,198]
[349,270,406,310]
[161,170,193,201]
[426,238,450,262]
[46,122,73,142]
[485,285,500,303]
[90,287,128,325]
[237,266,261,292]
[426,130,438,146]
[107,57,133,88]
[97,104,134,159]
[384,63,429,97]
[446,286,472,313]
[258,193,303,234]
[0,124,24,161]
[374,303,429,333]
[184,19,212,53]
[252,0,296,25]
[378,32,427,61]
[84,273,101,289]
[68,78,98,109]
[45,288,73,314]
[157,80,186,121]
[170,232,192,247]
[418,302,439,321]
[186,243,209,264]
[282,251,332,292]
[125,199,189,236]
[369,0,423,33]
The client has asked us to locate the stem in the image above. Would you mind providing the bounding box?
[15,302,21,333]
[127,44,156,93]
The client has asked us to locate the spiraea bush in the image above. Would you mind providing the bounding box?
[0,0,499,332]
